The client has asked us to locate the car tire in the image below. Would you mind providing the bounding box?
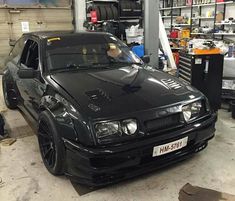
[111,5,118,20]
[38,111,65,176]
[2,77,17,109]
[99,5,107,21]
[93,6,101,21]
[88,5,101,21]
[105,6,114,20]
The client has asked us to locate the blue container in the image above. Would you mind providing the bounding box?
[132,45,144,58]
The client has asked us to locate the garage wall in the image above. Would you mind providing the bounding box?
[0,1,74,71]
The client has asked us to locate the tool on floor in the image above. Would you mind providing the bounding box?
[179,183,235,201]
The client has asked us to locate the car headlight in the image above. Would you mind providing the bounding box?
[95,121,121,139]
[121,119,138,135]
[94,119,138,139]
[182,101,202,122]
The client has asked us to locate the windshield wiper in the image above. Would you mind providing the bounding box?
[91,62,115,69]
[109,61,142,66]
[51,62,137,73]
[51,64,92,72]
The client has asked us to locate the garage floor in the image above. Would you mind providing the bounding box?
[0,90,235,201]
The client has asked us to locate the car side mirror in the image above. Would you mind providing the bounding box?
[141,55,150,64]
[18,68,38,79]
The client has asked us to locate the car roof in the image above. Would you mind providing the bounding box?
[23,30,110,40]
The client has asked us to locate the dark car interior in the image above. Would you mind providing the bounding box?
[21,39,39,70]
[47,44,110,70]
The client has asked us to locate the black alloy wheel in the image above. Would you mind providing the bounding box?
[38,111,65,175]
[2,78,17,109]
[38,120,56,170]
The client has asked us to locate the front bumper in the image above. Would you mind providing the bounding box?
[63,113,216,186]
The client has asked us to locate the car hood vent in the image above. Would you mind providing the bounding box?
[85,89,112,104]
[161,79,182,90]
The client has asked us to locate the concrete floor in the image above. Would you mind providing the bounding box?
[0,94,235,200]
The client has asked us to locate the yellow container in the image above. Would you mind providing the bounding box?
[181,29,190,39]
[180,40,187,47]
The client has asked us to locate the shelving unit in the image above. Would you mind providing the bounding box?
[162,16,176,19]
[215,22,235,25]
[191,32,212,35]
[192,17,214,20]
[160,1,234,11]
[214,33,235,36]
[84,0,143,40]
[160,0,235,49]
[160,5,191,11]
[160,0,235,36]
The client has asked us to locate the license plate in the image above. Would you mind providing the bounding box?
[152,137,188,157]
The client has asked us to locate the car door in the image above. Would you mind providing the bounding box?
[16,38,46,119]
[5,36,26,90]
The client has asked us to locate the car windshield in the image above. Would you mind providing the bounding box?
[46,34,142,72]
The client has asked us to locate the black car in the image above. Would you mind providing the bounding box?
[2,31,216,186]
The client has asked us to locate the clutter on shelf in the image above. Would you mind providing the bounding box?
[175,16,190,25]
[161,0,235,43]
[125,25,144,44]
[168,28,191,51]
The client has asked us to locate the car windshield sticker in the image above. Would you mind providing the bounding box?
[47,37,61,45]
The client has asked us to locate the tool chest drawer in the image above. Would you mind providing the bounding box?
[179,54,192,84]
[178,52,224,111]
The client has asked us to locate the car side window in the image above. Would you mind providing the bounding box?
[10,37,25,63]
[20,39,39,70]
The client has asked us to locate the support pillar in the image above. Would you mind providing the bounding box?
[144,0,160,68]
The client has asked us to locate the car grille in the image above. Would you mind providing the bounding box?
[144,113,183,134]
